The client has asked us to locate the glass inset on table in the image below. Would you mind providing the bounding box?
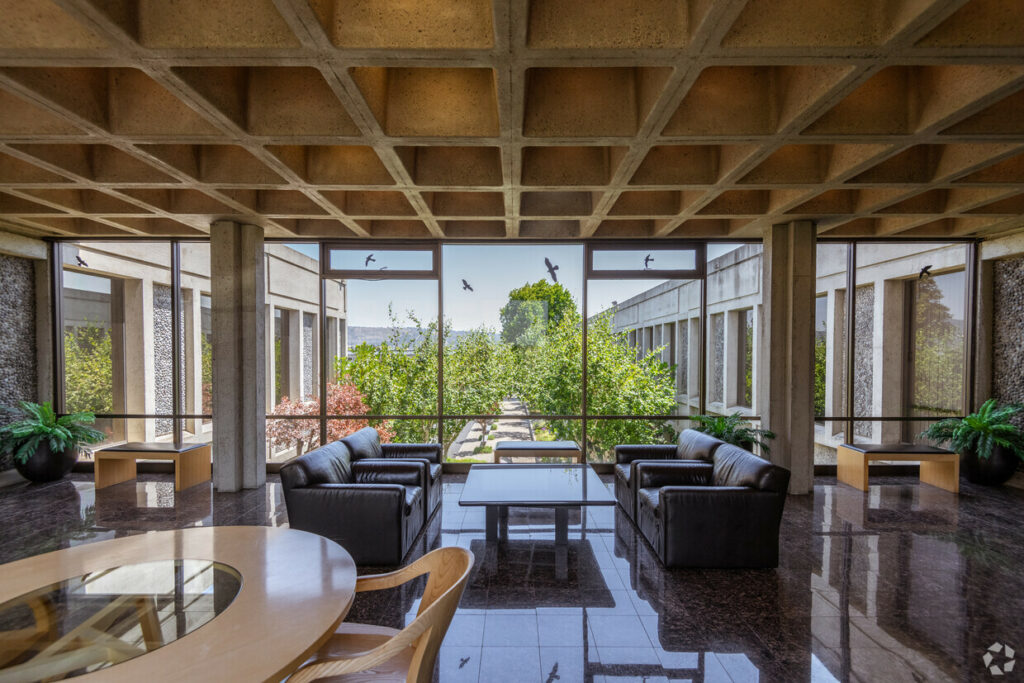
[0,559,241,680]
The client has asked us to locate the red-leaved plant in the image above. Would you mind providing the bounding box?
[267,382,394,457]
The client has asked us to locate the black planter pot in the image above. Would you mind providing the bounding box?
[14,442,79,483]
[960,446,1020,486]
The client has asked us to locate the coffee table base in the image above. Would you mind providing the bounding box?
[485,505,578,545]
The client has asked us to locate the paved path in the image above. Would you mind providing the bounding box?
[446,399,534,461]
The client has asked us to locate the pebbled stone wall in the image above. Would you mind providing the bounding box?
[854,285,873,437]
[992,257,1024,420]
[302,312,314,399]
[0,254,37,470]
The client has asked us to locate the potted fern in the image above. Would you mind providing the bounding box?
[692,412,775,455]
[0,401,105,483]
[921,399,1024,486]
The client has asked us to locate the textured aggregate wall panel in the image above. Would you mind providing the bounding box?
[0,253,37,469]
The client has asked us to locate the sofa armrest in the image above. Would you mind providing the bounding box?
[285,483,406,527]
[353,460,426,487]
[635,461,713,489]
[382,442,442,464]
[615,444,676,465]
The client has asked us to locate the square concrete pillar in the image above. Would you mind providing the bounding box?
[874,280,905,442]
[211,221,266,491]
[758,221,816,494]
[724,309,742,408]
[182,287,203,436]
[824,288,846,434]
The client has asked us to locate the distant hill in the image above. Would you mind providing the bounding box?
[347,326,498,348]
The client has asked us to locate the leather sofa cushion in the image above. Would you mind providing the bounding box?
[676,429,724,462]
[428,463,442,482]
[712,444,788,492]
[614,463,631,485]
[340,427,384,461]
[281,441,351,489]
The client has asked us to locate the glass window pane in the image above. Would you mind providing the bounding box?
[585,418,680,463]
[591,247,697,273]
[587,278,691,418]
[180,242,212,439]
[854,242,968,443]
[443,244,583,418]
[815,243,849,463]
[333,275,438,418]
[328,247,433,273]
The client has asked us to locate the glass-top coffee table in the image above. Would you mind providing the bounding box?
[459,464,615,545]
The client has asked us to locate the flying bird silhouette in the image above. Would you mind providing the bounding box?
[544,257,559,283]
[75,256,88,267]
[379,266,388,270]
[364,254,375,267]
[462,279,474,292]
[545,662,561,683]
[644,254,654,269]
[458,657,471,669]
[919,265,932,280]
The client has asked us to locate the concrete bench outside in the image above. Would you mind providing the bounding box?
[837,443,958,493]
[493,440,582,464]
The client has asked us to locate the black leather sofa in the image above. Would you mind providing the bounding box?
[634,443,790,568]
[614,429,725,522]
[340,427,443,525]
[280,440,427,565]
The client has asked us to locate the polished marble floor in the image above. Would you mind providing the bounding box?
[1,472,1022,682]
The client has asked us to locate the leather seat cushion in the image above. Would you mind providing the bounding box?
[340,427,384,460]
[404,486,423,515]
[638,488,659,513]
[614,463,631,485]
[428,463,442,482]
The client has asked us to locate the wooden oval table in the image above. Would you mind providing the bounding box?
[0,526,357,682]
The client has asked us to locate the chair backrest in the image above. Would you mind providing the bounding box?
[279,440,352,491]
[401,546,474,682]
[711,443,790,493]
[676,429,724,462]
[340,426,384,461]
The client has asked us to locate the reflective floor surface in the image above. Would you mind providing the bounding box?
[0,473,1022,682]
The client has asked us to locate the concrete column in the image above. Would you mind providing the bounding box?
[183,287,202,436]
[211,221,266,491]
[265,303,275,411]
[758,221,816,494]
[751,304,761,415]
[973,258,993,410]
[874,280,905,442]
[286,308,301,400]
[687,317,700,398]
[824,288,845,434]
[724,308,742,408]
[122,277,155,441]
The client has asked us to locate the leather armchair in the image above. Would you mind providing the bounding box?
[614,429,725,522]
[340,427,443,525]
[635,443,790,568]
[280,441,425,566]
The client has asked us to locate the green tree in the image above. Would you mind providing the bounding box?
[814,335,827,417]
[517,308,677,461]
[63,323,114,414]
[911,276,963,416]
[500,280,575,346]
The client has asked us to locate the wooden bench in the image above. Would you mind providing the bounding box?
[493,440,582,464]
[94,442,212,491]
[837,443,958,493]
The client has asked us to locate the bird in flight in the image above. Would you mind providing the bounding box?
[644,254,654,269]
[545,662,560,683]
[919,265,932,280]
[544,257,559,283]
[364,254,375,267]
[75,255,88,267]
[462,279,474,292]
[458,657,471,669]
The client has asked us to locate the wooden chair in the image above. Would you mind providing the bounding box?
[287,546,474,683]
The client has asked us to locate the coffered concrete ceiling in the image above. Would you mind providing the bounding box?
[0,0,1022,240]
